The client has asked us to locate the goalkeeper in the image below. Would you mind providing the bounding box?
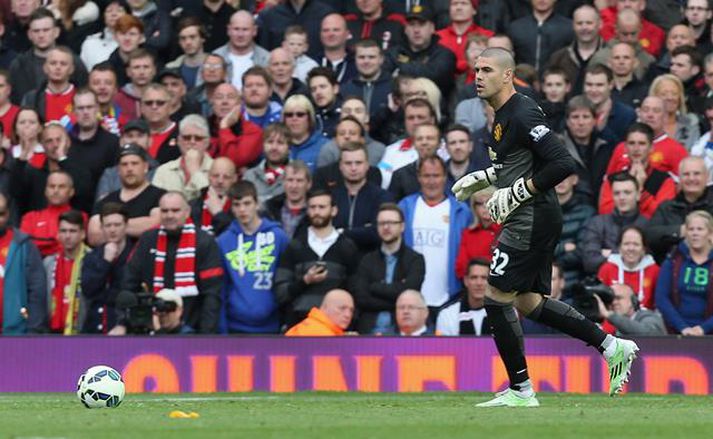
[451,48,639,408]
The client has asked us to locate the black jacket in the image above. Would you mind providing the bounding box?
[388,161,419,202]
[189,188,232,237]
[68,126,120,194]
[646,189,713,263]
[340,71,393,120]
[274,230,359,323]
[263,193,309,239]
[121,227,224,333]
[332,182,394,253]
[384,35,456,96]
[9,50,88,105]
[560,130,614,205]
[354,242,425,334]
[9,157,94,215]
[256,0,337,56]
[506,12,574,74]
[80,242,132,334]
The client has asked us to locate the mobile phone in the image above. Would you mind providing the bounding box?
[314,261,327,271]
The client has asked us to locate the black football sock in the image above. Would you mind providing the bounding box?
[484,297,530,391]
[527,297,607,350]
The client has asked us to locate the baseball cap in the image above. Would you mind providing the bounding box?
[157,68,183,83]
[122,119,149,135]
[406,4,434,22]
[156,289,183,308]
[119,143,149,161]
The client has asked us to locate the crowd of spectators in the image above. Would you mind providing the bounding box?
[2,0,713,337]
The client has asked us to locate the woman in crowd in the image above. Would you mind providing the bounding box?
[649,74,700,150]
[11,108,45,169]
[655,210,713,335]
[597,225,659,310]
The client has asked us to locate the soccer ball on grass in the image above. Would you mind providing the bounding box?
[76,365,125,408]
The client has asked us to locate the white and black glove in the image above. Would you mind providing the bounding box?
[486,177,534,224]
[451,167,497,201]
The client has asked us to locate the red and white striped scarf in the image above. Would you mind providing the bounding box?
[153,219,198,297]
[200,193,230,235]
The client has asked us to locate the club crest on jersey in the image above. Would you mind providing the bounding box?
[529,125,550,142]
[493,123,502,142]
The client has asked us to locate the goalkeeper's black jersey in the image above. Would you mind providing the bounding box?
[489,92,575,250]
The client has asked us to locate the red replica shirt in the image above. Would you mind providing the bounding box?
[606,134,688,176]
[20,204,83,257]
[149,122,177,159]
[0,105,20,140]
[44,84,76,125]
[0,229,14,332]
[436,23,493,75]
[599,7,665,57]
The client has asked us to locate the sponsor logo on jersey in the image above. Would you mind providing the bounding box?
[529,125,550,142]
[493,123,502,142]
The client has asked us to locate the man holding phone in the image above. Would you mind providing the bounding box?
[275,189,360,328]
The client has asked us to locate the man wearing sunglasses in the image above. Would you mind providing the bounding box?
[152,114,213,202]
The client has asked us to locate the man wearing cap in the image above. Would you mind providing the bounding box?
[158,68,202,123]
[153,289,194,334]
[67,88,120,200]
[87,143,165,246]
[96,120,158,201]
[383,4,456,98]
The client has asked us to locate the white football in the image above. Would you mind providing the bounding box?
[76,365,125,409]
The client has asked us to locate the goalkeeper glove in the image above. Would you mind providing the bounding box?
[451,167,497,201]
[486,177,534,224]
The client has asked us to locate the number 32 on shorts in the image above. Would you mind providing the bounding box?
[490,248,509,276]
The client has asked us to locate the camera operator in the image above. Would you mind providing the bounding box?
[594,283,666,336]
[153,289,194,334]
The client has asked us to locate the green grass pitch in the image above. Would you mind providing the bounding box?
[2,392,712,438]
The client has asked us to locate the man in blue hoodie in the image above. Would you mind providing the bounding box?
[218,180,290,334]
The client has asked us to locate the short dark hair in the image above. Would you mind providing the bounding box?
[671,45,703,69]
[585,64,613,82]
[339,141,368,160]
[307,188,335,206]
[307,66,338,87]
[403,97,436,119]
[127,49,156,67]
[417,155,447,175]
[177,16,206,39]
[626,122,654,144]
[91,61,118,80]
[100,202,129,222]
[242,66,273,88]
[566,95,596,118]
[542,66,570,83]
[467,258,491,272]
[29,8,57,27]
[608,170,639,190]
[445,123,471,139]
[353,39,382,53]
[337,115,365,137]
[228,180,258,202]
[617,225,648,250]
[59,209,85,228]
[377,202,404,222]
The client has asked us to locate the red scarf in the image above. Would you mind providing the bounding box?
[201,194,230,234]
[264,164,286,185]
[154,219,198,297]
[50,255,73,332]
